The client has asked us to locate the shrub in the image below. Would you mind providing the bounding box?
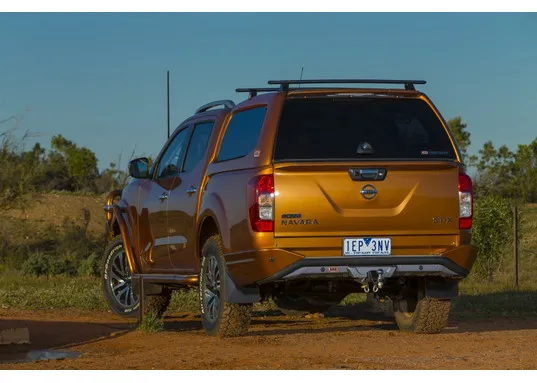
[77,252,101,277]
[7,209,107,277]
[21,251,78,277]
[471,195,514,280]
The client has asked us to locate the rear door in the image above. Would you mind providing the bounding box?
[167,120,215,272]
[137,125,192,272]
[271,96,461,255]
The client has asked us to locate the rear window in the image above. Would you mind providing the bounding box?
[273,97,457,161]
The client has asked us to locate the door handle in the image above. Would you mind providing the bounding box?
[348,168,388,181]
[186,186,197,196]
[159,193,168,202]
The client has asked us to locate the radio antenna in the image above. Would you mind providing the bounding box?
[298,66,304,88]
[167,70,170,139]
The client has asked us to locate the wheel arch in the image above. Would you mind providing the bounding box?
[197,213,222,266]
[111,205,140,275]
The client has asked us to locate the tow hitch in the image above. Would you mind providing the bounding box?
[347,266,395,293]
[360,270,386,293]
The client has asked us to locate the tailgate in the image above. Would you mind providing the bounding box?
[274,161,460,238]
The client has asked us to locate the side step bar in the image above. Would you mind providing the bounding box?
[133,274,198,324]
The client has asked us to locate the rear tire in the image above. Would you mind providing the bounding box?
[144,293,172,318]
[393,293,451,334]
[199,235,252,337]
[366,293,394,316]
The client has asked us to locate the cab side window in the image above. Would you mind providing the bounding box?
[156,126,192,179]
[217,107,267,162]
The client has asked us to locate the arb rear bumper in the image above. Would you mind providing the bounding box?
[225,244,477,287]
[257,255,469,284]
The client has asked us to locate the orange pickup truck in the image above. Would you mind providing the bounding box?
[102,79,477,337]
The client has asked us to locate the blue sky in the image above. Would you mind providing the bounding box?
[1,13,536,171]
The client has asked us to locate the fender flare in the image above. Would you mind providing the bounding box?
[198,192,231,251]
[198,194,260,304]
[111,205,140,275]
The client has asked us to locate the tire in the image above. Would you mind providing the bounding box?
[144,293,172,318]
[274,294,345,317]
[365,293,394,316]
[199,235,252,337]
[102,236,140,317]
[393,293,451,334]
[102,236,171,318]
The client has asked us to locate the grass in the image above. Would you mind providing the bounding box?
[1,194,536,321]
[2,272,537,321]
[0,272,108,311]
[138,310,164,333]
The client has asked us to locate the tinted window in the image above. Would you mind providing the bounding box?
[183,122,214,172]
[217,107,267,162]
[156,126,192,178]
[273,98,456,161]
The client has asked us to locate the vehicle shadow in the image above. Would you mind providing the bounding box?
[243,294,537,337]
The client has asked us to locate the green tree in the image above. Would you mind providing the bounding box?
[512,139,537,203]
[0,111,35,210]
[50,135,99,191]
[448,116,471,164]
[472,141,517,200]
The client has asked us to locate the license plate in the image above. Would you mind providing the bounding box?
[343,238,391,256]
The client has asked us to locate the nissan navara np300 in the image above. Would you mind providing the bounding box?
[102,79,477,337]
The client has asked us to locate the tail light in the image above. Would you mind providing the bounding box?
[247,174,274,232]
[458,172,473,229]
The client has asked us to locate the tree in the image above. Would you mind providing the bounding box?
[512,139,537,203]
[0,109,35,210]
[50,135,99,191]
[448,116,471,164]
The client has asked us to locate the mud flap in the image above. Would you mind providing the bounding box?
[424,279,459,299]
[225,272,261,304]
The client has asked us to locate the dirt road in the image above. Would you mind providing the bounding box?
[2,305,537,370]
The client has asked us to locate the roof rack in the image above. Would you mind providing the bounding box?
[195,100,236,114]
[267,79,426,91]
[235,87,281,99]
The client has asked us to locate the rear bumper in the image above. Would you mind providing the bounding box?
[257,255,468,285]
[225,244,477,287]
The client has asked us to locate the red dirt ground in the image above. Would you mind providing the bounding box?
[2,306,537,370]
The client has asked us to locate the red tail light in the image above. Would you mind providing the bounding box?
[247,174,274,232]
[458,172,473,229]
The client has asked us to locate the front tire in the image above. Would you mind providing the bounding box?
[199,235,252,337]
[102,236,140,317]
[102,236,171,318]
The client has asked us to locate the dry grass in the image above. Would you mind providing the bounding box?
[1,192,537,320]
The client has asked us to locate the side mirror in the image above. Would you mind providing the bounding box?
[128,157,150,179]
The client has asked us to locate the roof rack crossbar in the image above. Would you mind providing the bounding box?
[235,87,281,99]
[195,100,236,114]
[268,79,426,91]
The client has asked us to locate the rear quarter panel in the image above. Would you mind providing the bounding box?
[198,93,285,256]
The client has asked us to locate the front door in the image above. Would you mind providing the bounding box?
[137,125,193,272]
[167,121,215,272]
